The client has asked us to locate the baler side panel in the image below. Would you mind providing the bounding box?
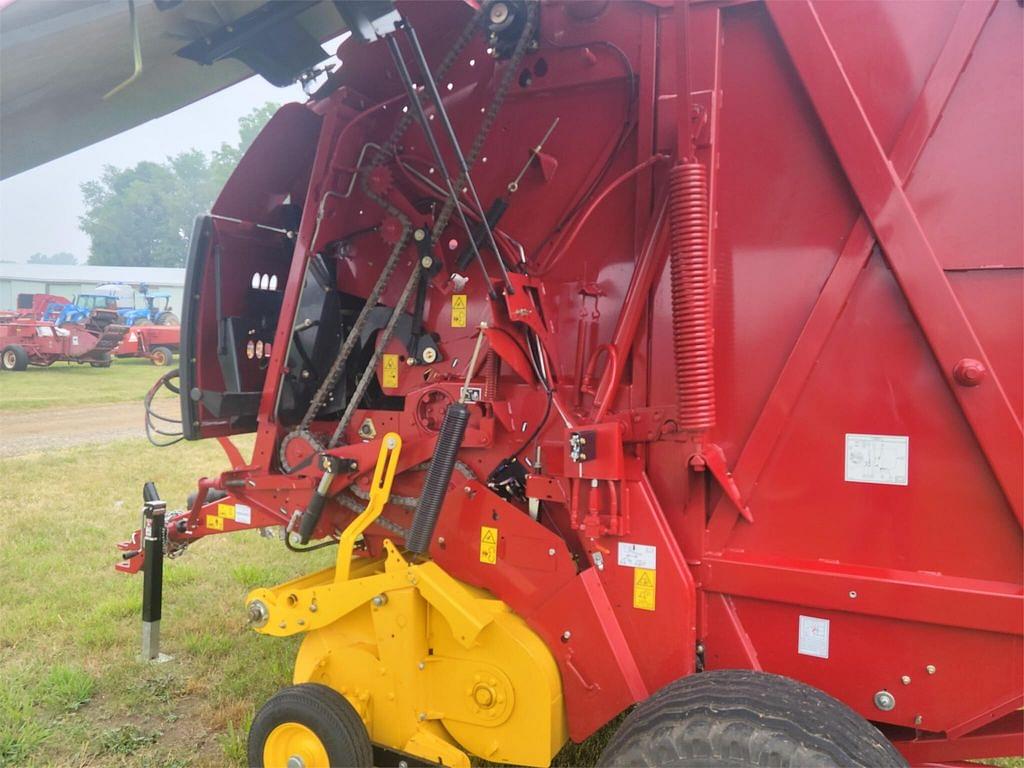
[681,0,1023,745]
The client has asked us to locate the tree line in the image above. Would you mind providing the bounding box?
[78,103,279,269]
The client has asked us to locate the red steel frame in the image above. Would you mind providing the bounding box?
[119,1,1023,763]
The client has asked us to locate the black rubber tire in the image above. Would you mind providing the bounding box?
[157,312,179,326]
[150,346,174,366]
[248,683,372,768]
[1,345,29,371]
[598,670,906,768]
[89,353,113,368]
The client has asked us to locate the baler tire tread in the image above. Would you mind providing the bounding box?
[597,669,906,768]
[248,683,373,768]
[1,344,29,372]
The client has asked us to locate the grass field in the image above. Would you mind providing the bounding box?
[0,436,338,767]
[0,358,170,412]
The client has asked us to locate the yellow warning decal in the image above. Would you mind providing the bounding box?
[633,568,656,611]
[382,353,399,388]
[480,526,498,564]
[451,294,467,328]
[217,503,235,520]
[206,514,224,531]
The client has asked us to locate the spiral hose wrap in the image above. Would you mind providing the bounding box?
[668,161,715,432]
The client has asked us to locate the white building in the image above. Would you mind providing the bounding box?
[0,264,185,312]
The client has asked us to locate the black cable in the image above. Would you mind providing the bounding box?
[284,534,338,553]
[512,386,553,459]
[533,39,638,257]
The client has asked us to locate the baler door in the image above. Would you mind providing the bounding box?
[179,215,289,439]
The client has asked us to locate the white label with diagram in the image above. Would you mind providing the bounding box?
[798,615,830,659]
[234,504,252,525]
[617,542,656,569]
[844,433,908,486]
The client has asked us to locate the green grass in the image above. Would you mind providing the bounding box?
[0,436,336,767]
[0,357,171,411]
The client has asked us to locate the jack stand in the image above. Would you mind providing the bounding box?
[140,483,172,663]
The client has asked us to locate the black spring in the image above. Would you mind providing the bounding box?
[407,402,470,554]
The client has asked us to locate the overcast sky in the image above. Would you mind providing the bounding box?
[0,75,306,264]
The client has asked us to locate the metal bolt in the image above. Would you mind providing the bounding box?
[421,347,438,364]
[848,590,857,599]
[420,256,434,269]
[386,436,397,449]
[926,664,936,675]
[561,630,571,641]
[287,756,305,768]
[489,2,509,24]
[371,594,388,608]
[418,661,426,670]
[309,602,317,613]
[247,600,269,628]
[406,356,416,366]
[417,712,427,721]
[914,714,923,726]
[399,762,409,768]
[901,675,911,685]
[413,229,426,242]
[547,548,556,556]
[437,536,446,545]
[874,690,896,711]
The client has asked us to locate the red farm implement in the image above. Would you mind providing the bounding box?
[0,317,128,371]
[117,1,1023,766]
[114,325,180,366]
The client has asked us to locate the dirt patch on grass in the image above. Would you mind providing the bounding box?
[0,401,146,458]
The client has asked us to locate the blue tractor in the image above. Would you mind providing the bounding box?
[93,284,180,326]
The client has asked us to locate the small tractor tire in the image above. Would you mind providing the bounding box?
[248,683,372,768]
[89,354,113,368]
[150,346,174,366]
[157,312,179,326]
[2,345,29,371]
[134,319,154,327]
[597,670,906,768]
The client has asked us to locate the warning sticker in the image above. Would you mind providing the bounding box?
[217,503,235,520]
[235,504,252,525]
[844,433,909,486]
[633,568,656,611]
[480,526,498,564]
[206,514,224,531]
[451,294,467,328]
[382,353,399,389]
[798,615,830,659]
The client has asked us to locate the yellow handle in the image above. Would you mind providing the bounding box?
[335,433,402,582]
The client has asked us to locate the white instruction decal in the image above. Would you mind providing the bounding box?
[798,615,830,659]
[845,434,908,486]
[234,504,252,525]
[617,542,657,570]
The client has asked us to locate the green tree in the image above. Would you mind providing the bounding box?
[27,252,77,265]
[81,102,280,267]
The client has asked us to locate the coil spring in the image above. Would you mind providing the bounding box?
[668,161,715,432]
[483,350,499,401]
[406,402,470,554]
